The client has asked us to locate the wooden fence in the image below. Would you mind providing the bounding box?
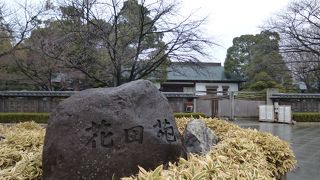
[218,99,266,118]
[1,91,319,116]
[0,91,75,112]
[270,93,320,112]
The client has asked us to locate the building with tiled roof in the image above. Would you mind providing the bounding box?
[154,62,244,113]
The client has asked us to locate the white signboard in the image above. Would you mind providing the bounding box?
[259,105,274,122]
[278,106,292,123]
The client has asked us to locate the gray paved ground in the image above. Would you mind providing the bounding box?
[233,120,320,180]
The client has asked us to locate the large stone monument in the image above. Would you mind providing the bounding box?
[42,80,186,180]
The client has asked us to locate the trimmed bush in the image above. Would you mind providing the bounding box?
[293,112,320,122]
[174,112,207,118]
[0,113,50,123]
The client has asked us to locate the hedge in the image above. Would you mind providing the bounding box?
[3,111,318,123]
[174,112,207,118]
[293,112,320,122]
[0,112,208,123]
[0,113,50,123]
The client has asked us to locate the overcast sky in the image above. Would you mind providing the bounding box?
[180,0,292,64]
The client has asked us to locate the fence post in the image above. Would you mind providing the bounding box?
[0,97,3,112]
[230,91,235,120]
[193,98,197,113]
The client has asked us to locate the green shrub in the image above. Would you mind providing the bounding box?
[293,112,320,122]
[174,112,207,118]
[0,113,50,123]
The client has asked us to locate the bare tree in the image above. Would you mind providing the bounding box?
[265,0,320,91]
[0,0,49,58]
[0,1,61,90]
[41,0,213,86]
[283,52,320,91]
[13,46,63,90]
[267,0,320,56]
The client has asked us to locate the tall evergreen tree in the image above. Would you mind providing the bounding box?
[224,31,292,91]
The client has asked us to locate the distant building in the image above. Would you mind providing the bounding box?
[154,62,244,113]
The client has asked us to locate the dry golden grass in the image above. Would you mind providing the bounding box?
[0,122,44,180]
[124,118,296,180]
[0,118,296,180]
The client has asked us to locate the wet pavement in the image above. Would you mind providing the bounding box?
[233,120,320,180]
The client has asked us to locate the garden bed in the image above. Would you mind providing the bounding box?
[0,118,296,179]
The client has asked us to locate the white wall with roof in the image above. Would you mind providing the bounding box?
[155,81,239,95]
[195,82,239,95]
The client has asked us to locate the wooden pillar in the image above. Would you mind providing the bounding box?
[193,98,197,113]
[230,91,235,120]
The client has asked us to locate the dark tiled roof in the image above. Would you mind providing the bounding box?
[0,91,197,98]
[270,93,320,99]
[0,91,77,97]
[167,62,242,82]
[162,92,197,98]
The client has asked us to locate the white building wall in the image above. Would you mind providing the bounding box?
[183,87,195,92]
[195,82,239,95]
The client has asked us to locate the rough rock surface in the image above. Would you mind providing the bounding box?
[42,80,186,180]
[183,119,218,154]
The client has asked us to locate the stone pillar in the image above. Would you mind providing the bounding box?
[266,88,279,105]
